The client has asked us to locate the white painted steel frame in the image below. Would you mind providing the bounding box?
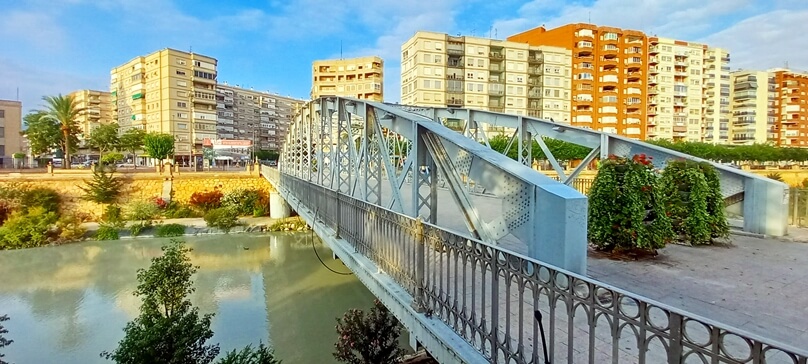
[281,96,589,273]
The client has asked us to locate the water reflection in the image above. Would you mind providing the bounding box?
[0,233,377,363]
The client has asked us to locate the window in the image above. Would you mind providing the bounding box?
[0,127,4,137]
[423,80,431,88]
[434,55,441,63]
[177,123,187,130]
[177,101,187,108]
[0,110,4,118]
[176,59,186,65]
[176,70,186,76]
[194,70,215,80]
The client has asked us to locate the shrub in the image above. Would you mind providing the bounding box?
[204,208,240,233]
[21,188,61,215]
[0,201,13,226]
[103,204,125,227]
[216,343,280,364]
[0,207,59,249]
[95,224,120,241]
[190,190,223,211]
[81,166,125,204]
[660,160,729,245]
[124,200,160,221]
[100,240,219,363]
[0,314,11,362]
[55,214,87,243]
[588,154,673,254]
[802,178,808,188]
[163,202,199,219]
[101,152,124,165]
[334,299,404,364]
[221,189,265,216]
[155,223,186,237]
[153,196,167,209]
[766,172,784,182]
[129,220,153,237]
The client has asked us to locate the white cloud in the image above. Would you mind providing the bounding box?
[0,10,67,50]
[331,0,463,102]
[0,59,107,115]
[702,9,808,71]
[494,0,754,40]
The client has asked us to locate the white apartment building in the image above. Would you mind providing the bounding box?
[401,31,572,124]
[648,38,729,142]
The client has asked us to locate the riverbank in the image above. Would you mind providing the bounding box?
[77,216,310,240]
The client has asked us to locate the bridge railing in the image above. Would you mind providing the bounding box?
[263,165,807,364]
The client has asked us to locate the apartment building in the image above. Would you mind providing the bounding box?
[311,56,383,101]
[68,89,114,143]
[216,84,304,151]
[773,69,808,147]
[727,70,776,145]
[0,99,23,167]
[702,48,732,143]
[400,31,572,123]
[111,48,218,157]
[508,24,647,139]
[646,38,730,142]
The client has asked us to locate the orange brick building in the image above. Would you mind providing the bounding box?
[508,24,647,139]
[774,70,808,146]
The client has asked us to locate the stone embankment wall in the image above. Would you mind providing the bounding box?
[171,173,275,203]
[0,170,275,220]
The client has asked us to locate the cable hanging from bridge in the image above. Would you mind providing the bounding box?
[309,207,353,276]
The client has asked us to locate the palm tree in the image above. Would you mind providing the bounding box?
[42,94,83,169]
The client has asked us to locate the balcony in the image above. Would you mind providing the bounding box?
[648,87,659,95]
[649,97,658,105]
[489,64,503,73]
[528,55,543,64]
[649,66,659,74]
[528,68,542,75]
[649,56,659,64]
[447,47,464,55]
[648,77,659,85]
[489,52,504,59]
[447,98,464,107]
[488,76,504,84]
[649,46,660,54]
[488,89,504,96]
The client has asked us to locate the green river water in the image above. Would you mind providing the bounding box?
[0,233,391,363]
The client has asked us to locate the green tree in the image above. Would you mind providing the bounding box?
[0,314,11,364]
[120,128,147,169]
[42,94,84,169]
[101,240,219,363]
[87,123,120,159]
[254,150,279,161]
[216,343,281,364]
[22,110,65,156]
[80,166,125,204]
[143,133,175,172]
[101,152,125,165]
[334,299,404,364]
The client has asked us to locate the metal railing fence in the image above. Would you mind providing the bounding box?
[263,165,808,364]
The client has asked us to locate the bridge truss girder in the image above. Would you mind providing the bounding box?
[281,97,589,273]
[391,105,790,237]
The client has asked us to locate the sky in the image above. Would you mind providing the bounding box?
[1,0,807,115]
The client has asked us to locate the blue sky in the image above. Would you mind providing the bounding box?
[1,0,806,115]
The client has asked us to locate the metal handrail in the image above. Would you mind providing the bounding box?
[262,165,808,364]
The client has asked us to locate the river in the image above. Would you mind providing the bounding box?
[0,233,396,363]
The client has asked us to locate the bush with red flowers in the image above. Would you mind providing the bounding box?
[189,190,223,212]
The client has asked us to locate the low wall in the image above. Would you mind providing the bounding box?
[0,170,275,220]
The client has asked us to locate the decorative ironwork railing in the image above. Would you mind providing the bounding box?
[263,166,808,364]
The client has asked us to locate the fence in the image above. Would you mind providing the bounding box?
[788,188,808,227]
[264,166,807,364]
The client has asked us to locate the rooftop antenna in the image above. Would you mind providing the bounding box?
[189,46,193,53]
[340,41,343,60]
[588,11,591,24]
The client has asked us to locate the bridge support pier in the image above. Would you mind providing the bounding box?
[269,192,291,219]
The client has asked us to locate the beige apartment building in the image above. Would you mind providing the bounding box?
[646,38,730,142]
[111,48,218,158]
[311,56,383,101]
[728,70,776,145]
[401,31,572,123]
[0,99,23,167]
[216,84,304,151]
[68,89,114,144]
